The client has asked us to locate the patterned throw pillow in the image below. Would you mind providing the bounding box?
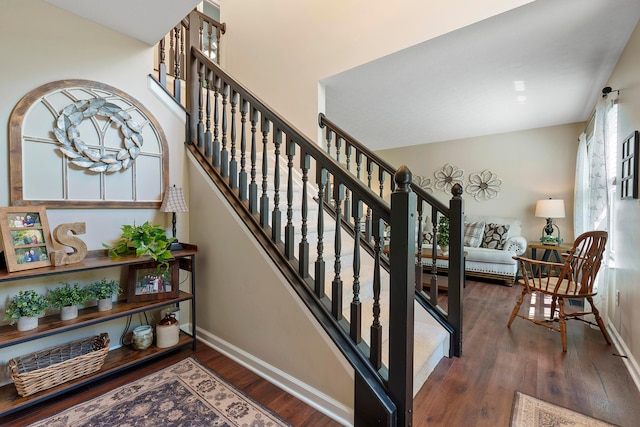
[481,223,510,249]
[463,221,486,247]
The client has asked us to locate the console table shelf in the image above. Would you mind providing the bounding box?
[0,332,193,415]
[0,244,197,417]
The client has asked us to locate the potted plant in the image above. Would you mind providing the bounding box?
[87,278,122,311]
[3,290,48,331]
[47,282,88,320]
[437,216,450,254]
[103,221,175,273]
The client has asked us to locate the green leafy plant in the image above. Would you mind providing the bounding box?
[3,290,48,324]
[436,216,450,247]
[87,278,122,301]
[103,221,175,272]
[47,282,89,308]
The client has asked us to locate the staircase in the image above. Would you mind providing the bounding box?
[152,9,466,426]
[261,150,449,396]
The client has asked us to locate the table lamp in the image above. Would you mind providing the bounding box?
[160,185,189,251]
[535,198,565,245]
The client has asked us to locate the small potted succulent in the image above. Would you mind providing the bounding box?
[87,278,122,311]
[3,290,48,331]
[47,282,89,321]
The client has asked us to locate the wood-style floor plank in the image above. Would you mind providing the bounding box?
[414,279,640,427]
[1,279,639,426]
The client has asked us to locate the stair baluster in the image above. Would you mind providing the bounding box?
[197,63,205,149]
[239,100,248,201]
[315,169,327,298]
[260,118,270,227]
[229,91,238,189]
[212,78,221,168]
[204,72,213,158]
[299,152,310,278]
[220,83,229,178]
[331,180,344,320]
[249,108,258,214]
[272,129,282,243]
[351,198,363,343]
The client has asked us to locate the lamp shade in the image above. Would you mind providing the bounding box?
[160,186,189,213]
[535,199,565,218]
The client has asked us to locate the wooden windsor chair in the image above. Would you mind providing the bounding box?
[508,230,612,352]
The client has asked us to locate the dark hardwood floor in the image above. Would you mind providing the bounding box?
[1,279,639,426]
[414,279,640,426]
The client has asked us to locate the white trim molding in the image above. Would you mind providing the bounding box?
[195,328,353,426]
[608,319,640,394]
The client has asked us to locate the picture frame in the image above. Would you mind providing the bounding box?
[127,260,179,303]
[0,206,55,272]
[620,130,639,199]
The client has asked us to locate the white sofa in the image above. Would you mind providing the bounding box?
[421,215,527,285]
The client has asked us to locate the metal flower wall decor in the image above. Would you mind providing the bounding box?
[466,169,502,201]
[412,175,433,192]
[434,164,464,193]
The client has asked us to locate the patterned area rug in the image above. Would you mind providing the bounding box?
[28,357,292,427]
[510,391,618,427]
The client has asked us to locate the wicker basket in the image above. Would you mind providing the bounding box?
[9,333,110,397]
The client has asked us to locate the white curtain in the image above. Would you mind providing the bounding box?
[574,132,588,238]
[574,95,617,320]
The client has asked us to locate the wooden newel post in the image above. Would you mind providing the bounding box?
[448,183,465,356]
[389,165,416,427]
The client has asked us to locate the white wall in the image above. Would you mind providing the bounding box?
[220,0,533,142]
[377,123,583,243]
[0,0,188,383]
[605,20,640,387]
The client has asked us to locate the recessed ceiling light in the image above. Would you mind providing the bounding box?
[513,81,526,92]
[517,95,527,104]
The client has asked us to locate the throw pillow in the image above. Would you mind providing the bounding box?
[463,221,486,247]
[481,223,510,249]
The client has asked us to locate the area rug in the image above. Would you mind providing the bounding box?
[510,391,618,427]
[28,357,292,427]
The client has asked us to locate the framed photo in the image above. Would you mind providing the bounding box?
[620,130,639,199]
[0,206,54,272]
[127,260,179,303]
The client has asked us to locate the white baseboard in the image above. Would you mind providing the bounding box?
[196,327,353,426]
[608,319,640,393]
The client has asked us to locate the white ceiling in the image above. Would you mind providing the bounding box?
[45,0,201,45]
[323,0,640,150]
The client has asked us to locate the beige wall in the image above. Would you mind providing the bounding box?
[0,0,188,383]
[220,0,533,141]
[605,20,640,385]
[188,156,354,422]
[377,123,583,243]
[0,0,189,247]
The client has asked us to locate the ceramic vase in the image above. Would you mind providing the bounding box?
[97,298,113,312]
[60,305,78,321]
[17,316,38,332]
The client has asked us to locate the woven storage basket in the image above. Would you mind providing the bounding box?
[9,333,110,397]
